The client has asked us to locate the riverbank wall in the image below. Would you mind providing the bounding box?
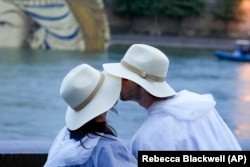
[109,34,236,50]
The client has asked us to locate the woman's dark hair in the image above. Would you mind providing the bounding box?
[68,107,118,148]
[69,120,117,140]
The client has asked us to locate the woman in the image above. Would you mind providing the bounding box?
[44,64,137,167]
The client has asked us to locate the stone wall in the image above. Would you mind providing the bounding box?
[105,0,250,39]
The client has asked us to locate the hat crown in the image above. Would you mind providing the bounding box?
[123,44,169,78]
[60,64,101,110]
[102,43,176,98]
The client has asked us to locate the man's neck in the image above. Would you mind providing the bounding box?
[137,93,172,109]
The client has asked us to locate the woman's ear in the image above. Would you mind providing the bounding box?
[94,112,107,122]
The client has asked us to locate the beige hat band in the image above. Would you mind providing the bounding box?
[121,59,165,82]
[73,73,105,111]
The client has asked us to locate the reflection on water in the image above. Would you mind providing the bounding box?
[0,48,249,150]
[235,64,250,139]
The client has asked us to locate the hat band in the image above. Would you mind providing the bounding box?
[121,59,165,82]
[73,73,105,111]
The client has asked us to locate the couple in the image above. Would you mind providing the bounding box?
[44,44,241,166]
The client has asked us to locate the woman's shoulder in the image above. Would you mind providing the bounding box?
[94,134,129,151]
[98,134,124,145]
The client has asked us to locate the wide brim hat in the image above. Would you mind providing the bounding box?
[103,44,176,97]
[60,64,121,130]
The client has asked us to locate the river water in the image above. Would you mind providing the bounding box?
[0,47,250,150]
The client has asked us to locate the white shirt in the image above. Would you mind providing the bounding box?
[130,90,241,158]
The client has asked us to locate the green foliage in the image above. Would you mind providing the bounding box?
[157,0,205,18]
[114,0,154,17]
[212,0,244,22]
[113,0,206,19]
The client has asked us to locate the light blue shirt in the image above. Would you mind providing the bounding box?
[44,127,137,167]
[83,136,137,167]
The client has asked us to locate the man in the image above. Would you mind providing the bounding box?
[103,44,241,158]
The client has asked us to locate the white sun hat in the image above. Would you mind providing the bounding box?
[60,64,121,130]
[103,44,176,97]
